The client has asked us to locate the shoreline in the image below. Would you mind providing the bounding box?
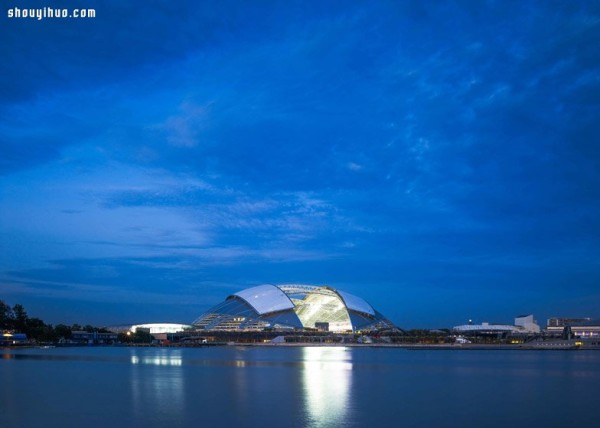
[3,342,598,351]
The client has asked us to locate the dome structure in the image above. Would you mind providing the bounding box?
[193,284,396,332]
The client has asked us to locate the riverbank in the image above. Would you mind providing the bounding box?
[233,342,600,350]
[5,342,598,351]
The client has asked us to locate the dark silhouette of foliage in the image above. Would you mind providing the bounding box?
[0,299,111,343]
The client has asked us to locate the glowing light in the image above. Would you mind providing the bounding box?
[130,355,182,366]
[295,293,352,332]
[130,323,192,334]
[302,347,352,426]
[129,350,185,424]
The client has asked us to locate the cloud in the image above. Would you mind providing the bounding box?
[159,102,214,148]
[1,1,599,326]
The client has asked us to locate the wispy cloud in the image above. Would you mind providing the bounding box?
[1,1,599,326]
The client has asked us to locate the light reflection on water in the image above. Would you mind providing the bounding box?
[302,347,352,427]
[130,353,183,366]
[129,349,185,425]
[2,347,600,428]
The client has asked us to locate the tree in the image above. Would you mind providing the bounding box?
[133,330,152,343]
[117,332,132,343]
[0,302,110,343]
[12,304,28,332]
[25,318,55,343]
[54,324,72,340]
[0,300,14,329]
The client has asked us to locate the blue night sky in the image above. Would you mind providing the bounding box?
[1,1,599,328]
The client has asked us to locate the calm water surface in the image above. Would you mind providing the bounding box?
[1,346,599,427]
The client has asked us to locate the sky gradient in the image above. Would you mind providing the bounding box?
[1,1,599,328]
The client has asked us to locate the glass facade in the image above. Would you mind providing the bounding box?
[193,284,396,332]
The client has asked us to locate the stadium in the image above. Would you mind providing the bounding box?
[193,284,397,332]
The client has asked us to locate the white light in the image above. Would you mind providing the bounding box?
[302,347,352,426]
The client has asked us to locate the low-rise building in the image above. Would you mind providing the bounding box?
[1,332,28,346]
[71,331,118,344]
[453,322,517,333]
[546,318,600,338]
[108,323,194,335]
[514,314,541,333]
[453,314,541,334]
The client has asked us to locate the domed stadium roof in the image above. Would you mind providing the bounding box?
[193,284,396,332]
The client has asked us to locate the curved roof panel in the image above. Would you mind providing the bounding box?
[194,283,396,332]
[337,290,375,316]
[234,284,295,315]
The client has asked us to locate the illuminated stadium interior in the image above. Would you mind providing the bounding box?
[193,284,396,332]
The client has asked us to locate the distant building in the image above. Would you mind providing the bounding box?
[453,322,517,333]
[108,323,194,335]
[71,331,118,344]
[453,315,541,334]
[514,314,541,333]
[455,336,471,344]
[546,318,600,338]
[1,332,28,346]
[129,323,193,334]
[193,284,397,333]
[547,317,591,328]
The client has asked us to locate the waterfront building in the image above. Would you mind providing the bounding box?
[71,331,118,344]
[128,323,193,334]
[1,332,27,346]
[546,318,600,338]
[547,317,591,328]
[193,284,397,332]
[453,315,541,334]
[453,322,517,333]
[108,323,194,335]
[514,314,541,333]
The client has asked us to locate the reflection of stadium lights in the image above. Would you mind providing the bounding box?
[302,347,352,426]
[130,355,182,366]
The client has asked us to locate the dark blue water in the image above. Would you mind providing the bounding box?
[1,346,599,427]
